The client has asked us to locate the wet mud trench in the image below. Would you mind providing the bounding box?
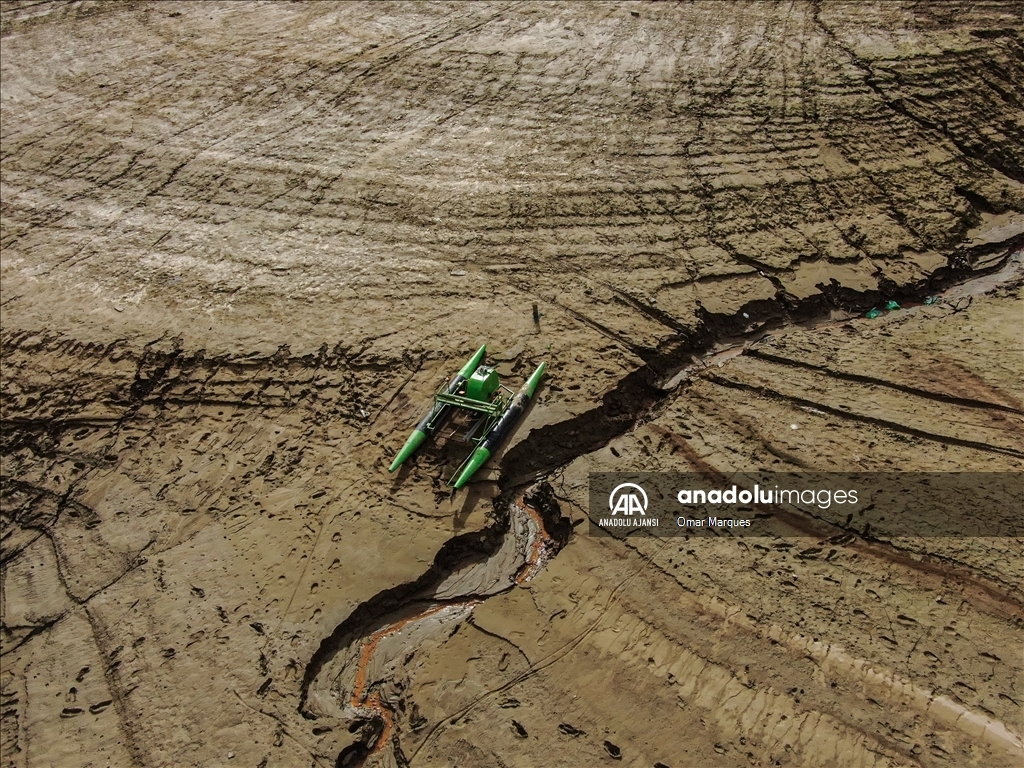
[298,237,1022,767]
[300,485,569,767]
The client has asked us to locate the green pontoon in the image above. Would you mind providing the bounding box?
[389,345,546,488]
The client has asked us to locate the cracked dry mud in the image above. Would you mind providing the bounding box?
[1,2,1023,767]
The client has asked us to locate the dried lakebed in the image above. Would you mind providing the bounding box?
[3,3,1024,766]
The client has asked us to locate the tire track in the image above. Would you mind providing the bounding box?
[744,347,1024,414]
[704,371,1024,459]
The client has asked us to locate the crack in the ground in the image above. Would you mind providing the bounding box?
[499,233,1024,486]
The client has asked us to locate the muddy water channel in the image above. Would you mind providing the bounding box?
[301,488,567,766]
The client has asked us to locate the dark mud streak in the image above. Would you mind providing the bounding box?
[81,603,148,767]
[1,615,66,658]
[536,293,661,363]
[464,615,532,665]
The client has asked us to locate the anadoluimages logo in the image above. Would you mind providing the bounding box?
[609,483,648,516]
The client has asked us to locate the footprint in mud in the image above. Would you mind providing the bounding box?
[60,707,84,718]
[604,740,622,760]
[89,700,112,714]
[558,722,585,737]
[511,720,528,738]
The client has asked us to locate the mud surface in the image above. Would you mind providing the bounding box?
[2,2,1023,767]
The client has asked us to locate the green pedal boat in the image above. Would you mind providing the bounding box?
[388,345,546,488]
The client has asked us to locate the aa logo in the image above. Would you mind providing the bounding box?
[608,483,648,516]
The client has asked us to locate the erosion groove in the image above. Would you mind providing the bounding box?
[300,484,568,766]
[315,241,1021,766]
[500,236,1023,484]
[297,525,504,718]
